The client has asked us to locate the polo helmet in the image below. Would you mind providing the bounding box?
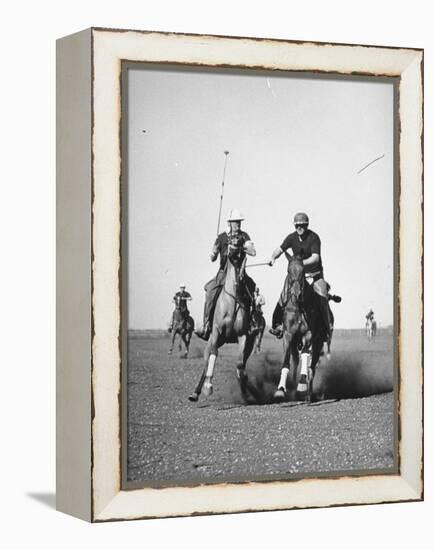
[293,212,309,225]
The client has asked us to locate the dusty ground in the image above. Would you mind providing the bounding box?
[127,330,396,484]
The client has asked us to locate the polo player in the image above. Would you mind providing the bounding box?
[195,209,257,341]
[254,287,265,314]
[269,212,341,340]
[168,283,192,333]
[366,309,375,321]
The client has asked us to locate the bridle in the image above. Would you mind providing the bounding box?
[284,258,305,312]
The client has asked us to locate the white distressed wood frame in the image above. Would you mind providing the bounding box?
[56,28,423,522]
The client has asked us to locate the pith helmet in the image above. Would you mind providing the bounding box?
[293,212,309,224]
[227,208,244,222]
[179,283,186,288]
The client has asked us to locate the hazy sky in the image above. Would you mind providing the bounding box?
[127,65,394,329]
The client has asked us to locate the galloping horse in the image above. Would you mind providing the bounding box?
[189,245,256,402]
[253,310,266,354]
[273,256,327,402]
[168,297,194,358]
[366,317,377,341]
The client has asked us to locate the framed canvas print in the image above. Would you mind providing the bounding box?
[56,28,423,522]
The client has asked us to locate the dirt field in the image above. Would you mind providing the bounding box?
[127,329,395,484]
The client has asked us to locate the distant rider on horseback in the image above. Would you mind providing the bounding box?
[366,309,375,321]
[168,283,192,333]
[195,209,257,340]
[269,212,341,340]
[254,287,265,313]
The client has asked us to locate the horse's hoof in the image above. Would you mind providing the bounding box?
[237,371,248,395]
[203,382,213,397]
[326,352,331,361]
[188,393,199,402]
[296,374,308,393]
[273,387,286,401]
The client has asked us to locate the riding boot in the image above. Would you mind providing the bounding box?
[319,297,332,341]
[269,303,284,338]
[194,296,213,340]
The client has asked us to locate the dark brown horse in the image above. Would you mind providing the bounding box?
[168,298,194,358]
[273,255,327,402]
[189,245,256,402]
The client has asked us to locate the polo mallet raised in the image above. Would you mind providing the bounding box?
[189,150,230,403]
[216,151,230,236]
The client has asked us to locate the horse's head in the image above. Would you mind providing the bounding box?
[227,234,246,269]
[287,254,304,282]
[284,254,305,307]
[174,295,187,315]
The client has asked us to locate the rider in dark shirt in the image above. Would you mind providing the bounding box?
[195,209,257,340]
[279,229,323,276]
[269,212,341,339]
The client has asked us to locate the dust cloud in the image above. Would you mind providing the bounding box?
[246,349,394,403]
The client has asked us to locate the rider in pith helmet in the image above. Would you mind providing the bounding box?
[168,283,192,333]
[195,208,257,340]
[254,286,265,314]
[269,212,341,340]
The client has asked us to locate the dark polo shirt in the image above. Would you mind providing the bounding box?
[280,229,323,275]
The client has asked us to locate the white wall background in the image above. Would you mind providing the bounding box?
[1,1,432,548]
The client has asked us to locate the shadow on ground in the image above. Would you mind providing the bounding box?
[26,492,56,509]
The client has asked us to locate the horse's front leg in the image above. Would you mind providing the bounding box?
[274,333,292,401]
[307,336,322,402]
[179,331,189,359]
[189,326,220,402]
[296,342,311,398]
[168,328,177,355]
[183,331,191,358]
[236,334,255,398]
[202,326,221,396]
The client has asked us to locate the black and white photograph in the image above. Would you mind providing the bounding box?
[124,63,397,486]
[4,0,429,541]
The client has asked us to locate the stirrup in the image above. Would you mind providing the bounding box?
[194,326,210,341]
